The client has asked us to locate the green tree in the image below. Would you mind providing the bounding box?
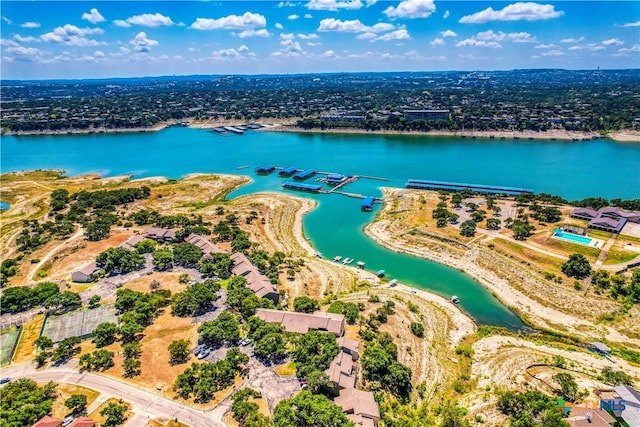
[254,333,287,361]
[292,331,339,378]
[293,296,320,313]
[134,238,156,254]
[152,248,173,271]
[85,219,111,241]
[171,282,218,317]
[51,336,81,363]
[601,366,633,385]
[168,339,191,365]
[486,218,501,230]
[123,357,142,377]
[199,311,240,347]
[100,402,128,427]
[88,294,101,308]
[561,254,592,279]
[440,401,471,427]
[64,394,88,413]
[410,322,425,338]
[460,220,476,237]
[35,336,53,351]
[273,391,352,427]
[93,322,118,347]
[553,373,578,401]
[96,247,144,275]
[44,291,82,314]
[173,243,203,267]
[119,321,144,344]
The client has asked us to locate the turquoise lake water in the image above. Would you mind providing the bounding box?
[3,128,640,328]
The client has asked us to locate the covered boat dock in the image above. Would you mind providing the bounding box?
[405,179,533,196]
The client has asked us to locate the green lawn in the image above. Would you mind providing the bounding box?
[603,247,639,265]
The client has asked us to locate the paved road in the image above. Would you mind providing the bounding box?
[1,362,225,427]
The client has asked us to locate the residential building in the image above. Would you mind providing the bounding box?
[69,418,96,427]
[334,388,381,427]
[254,309,344,335]
[570,207,640,234]
[565,407,616,427]
[613,385,640,427]
[231,253,279,303]
[32,416,62,427]
[71,261,100,283]
[403,109,450,121]
[118,234,145,250]
[141,227,178,242]
[184,234,224,257]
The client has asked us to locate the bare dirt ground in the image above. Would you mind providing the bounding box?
[365,188,640,349]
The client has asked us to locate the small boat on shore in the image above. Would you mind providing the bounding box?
[451,295,460,304]
[356,261,365,269]
[333,256,342,262]
[315,252,323,259]
[376,270,385,277]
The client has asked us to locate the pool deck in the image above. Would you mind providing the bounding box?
[552,230,604,248]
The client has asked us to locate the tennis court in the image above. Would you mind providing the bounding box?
[0,327,21,365]
[41,305,117,343]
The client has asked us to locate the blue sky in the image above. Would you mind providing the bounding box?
[1,1,639,79]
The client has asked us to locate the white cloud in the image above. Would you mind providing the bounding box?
[321,49,336,58]
[238,45,250,52]
[40,24,104,46]
[456,38,502,48]
[560,37,584,43]
[356,32,377,40]
[304,13,313,19]
[365,0,377,6]
[280,33,296,41]
[601,38,623,46]
[82,8,105,24]
[459,2,563,24]
[14,34,39,43]
[275,23,284,29]
[307,42,321,46]
[278,1,297,7]
[508,32,537,43]
[430,38,444,47]
[288,14,300,20]
[384,0,436,19]
[443,10,450,19]
[191,12,266,30]
[3,45,43,62]
[541,49,563,56]
[94,50,105,58]
[622,21,640,28]
[534,43,556,49]
[120,13,174,27]
[272,36,306,57]
[212,48,244,59]
[129,31,158,52]
[2,16,12,25]
[237,29,270,38]
[113,19,131,28]
[0,38,19,47]
[298,33,319,39]
[21,22,40,28]
[317,18,393,33]
[374,28,410,41]
[615,44,640,56]
[440,29,456,37]
[305,0,363,11]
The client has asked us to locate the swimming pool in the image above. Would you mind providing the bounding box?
[553,228,593,245]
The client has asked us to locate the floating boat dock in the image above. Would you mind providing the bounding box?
[279,166,298,177]
[405,179,534,196]
[361,196,375,211]
[282,181,324,192]
[293,169,317,180]
[212,127,227,134]
[223,126,244,134]
[256,164,276,174]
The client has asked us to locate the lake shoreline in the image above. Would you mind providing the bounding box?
[3,119,638,142]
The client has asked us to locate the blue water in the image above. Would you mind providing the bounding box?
[553,229,593,245]
[0,202,9,211]
[2,128,639,328]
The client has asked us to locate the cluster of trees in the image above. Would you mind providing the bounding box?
[291,331,339,380]
[247,249,286,285]
[226,275,275,319]
[600,366,634,385]
[100,401,129,427]
[213,215,253,253]
[96,247,145,275]
[0,258,18,286]
[273,390,352,427]
[17,218,73,253]
[246,317,286,362]
[231,388,272,427]
[129,208,210,232]
[198,311,240,348]
[79,349,115,372]
[115,287,171,376]
[168,339,192,365]
[293,296,319,313]
[0,282,80,314]
[591,269,640,305]
[0,379,57,426]
[173,348,249,402]
[327,300,362,324]
[571,197,640,211]
[171,279,220,317]
[497,389,569,427]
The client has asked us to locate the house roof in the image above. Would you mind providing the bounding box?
[599,207,640,219]
[571,207,599,218]
[347,414,376,427]
[119,234,145,250]
[141,226,176,240]
[231,253,277,299]
[325,350,357,389]
[32,416,62,427]
[184,234,223,255]
[255,308,344,335]
[337,336,360,356]
[565,408,616,427]
[69,417,96,427]
[614,385,640,405]
[335,388,380,421]
[76,261,99,275]
[590,217,621,228]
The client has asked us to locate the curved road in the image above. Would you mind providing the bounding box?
[1,363,224,426]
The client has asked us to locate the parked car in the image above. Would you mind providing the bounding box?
[196,349,210,359]
[0,377,10,385]
[62,416,75,426]
[240,338,252,346]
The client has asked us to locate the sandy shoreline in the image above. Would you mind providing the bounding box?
[3,118,638,142]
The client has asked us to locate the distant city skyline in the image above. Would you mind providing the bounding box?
[1,1,639,79]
